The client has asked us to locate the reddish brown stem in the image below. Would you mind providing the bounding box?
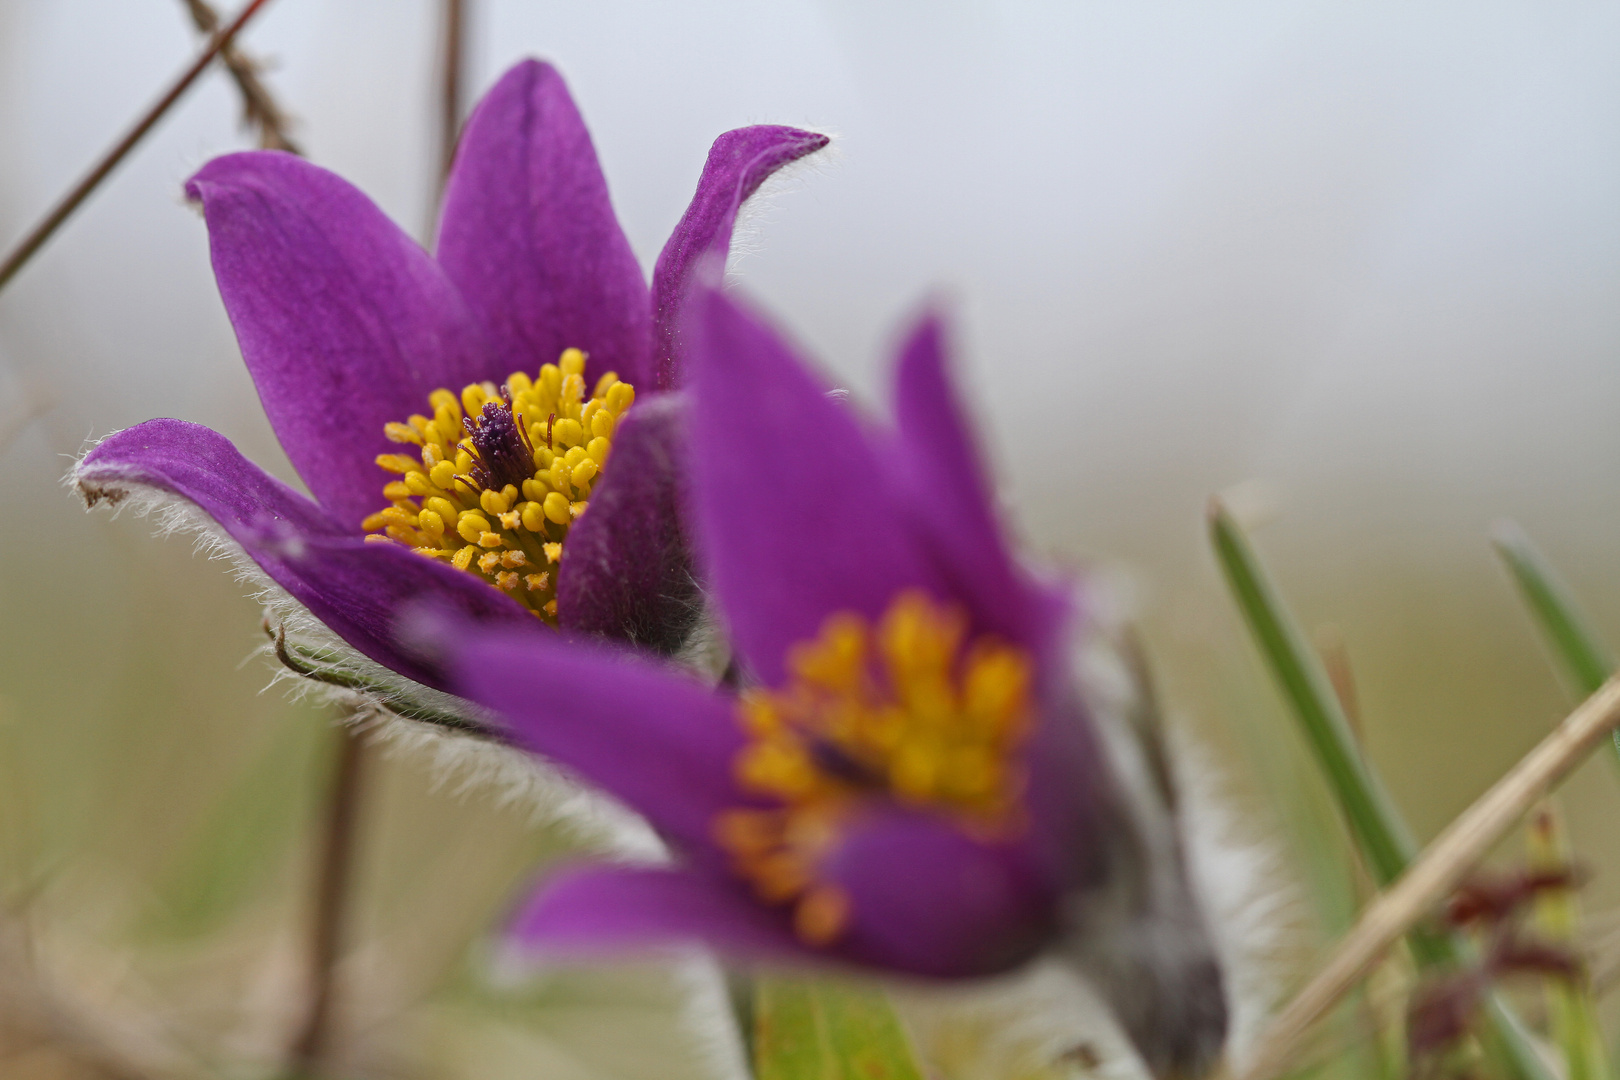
[438,0,469,186]
[290,724,367,1074]
[0,0,277,294]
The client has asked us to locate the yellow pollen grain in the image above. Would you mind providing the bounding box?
[715,590,1032,947]
[362,349,635,623]
[794,886,851,946]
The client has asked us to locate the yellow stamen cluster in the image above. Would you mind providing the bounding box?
[714,590,1033,946]
[362,348,635,621]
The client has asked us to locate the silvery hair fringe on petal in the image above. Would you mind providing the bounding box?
[893,576,1298,1080]
[68,442,658,854]
[70,443,755,1076]
[1073,576,1299,1076]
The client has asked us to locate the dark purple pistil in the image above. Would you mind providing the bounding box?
[464,400,534,492]
[809,738,885,790]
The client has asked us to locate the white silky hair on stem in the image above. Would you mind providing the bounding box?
[67,441,754,1076]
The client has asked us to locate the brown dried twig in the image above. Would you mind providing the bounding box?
[0,0,277,294]
[1237,675,1620,1080]
[180,0,301,153]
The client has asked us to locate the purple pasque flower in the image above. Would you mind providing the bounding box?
[436,282,1116,980]
[73,60,827,696]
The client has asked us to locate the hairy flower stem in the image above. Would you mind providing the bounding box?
[0,0,277,294]
[290,722,368,1075]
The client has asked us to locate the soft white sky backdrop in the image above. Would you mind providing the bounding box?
[4,0,1620,844]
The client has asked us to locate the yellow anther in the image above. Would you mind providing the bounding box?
[375,453,417,473]
[429,387,460,415]
[715,591,1032,945]
[553,418,585,447]
[429,461,458,489]
[366,350,636,623]
[606,382,635,415]
[363,532,390,543]
[537,364,561,402]
[794,886,851,946]
[547,457,572,494]
[480,488,512,516]
[542,492,572,525]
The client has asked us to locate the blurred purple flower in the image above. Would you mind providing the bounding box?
[438,284,1117,978]
[73,60,827,693]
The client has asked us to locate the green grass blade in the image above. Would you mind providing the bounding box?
[1527,806,1611,1080]
[1209,499,1557,1080]
[1208,499,1416,885]
[754,976,925,1080]
[1492,520,1617,699]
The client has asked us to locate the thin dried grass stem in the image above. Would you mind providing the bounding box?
[0,0,277,293]
[290,723,368,1073]
[1239,675,1620,1080]
[180,0,300,153]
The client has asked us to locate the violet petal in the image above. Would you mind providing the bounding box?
[650,125,829,390]
[77,419,536,689]
[510,864,809,961]
[889,311,1055,651]
[446,627,749,858]
[437,60,652,390]
[186,152,493,531]
[820,808,1056,978]
[685,287,940,686]
[556,394,700,654]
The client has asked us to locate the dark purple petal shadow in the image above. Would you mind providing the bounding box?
[557,393,701,654]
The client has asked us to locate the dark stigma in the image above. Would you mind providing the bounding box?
[463,401,534,493]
